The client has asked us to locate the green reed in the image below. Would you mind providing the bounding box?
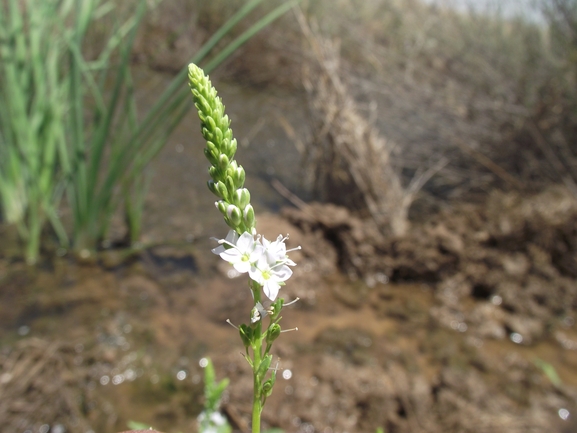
[0,0,69,263]
[0,0,294,262]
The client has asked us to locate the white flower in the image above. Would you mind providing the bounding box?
[249,254,293,301]
[211,230,300,300]
[211,230,238,255]
[213,230,264,274]
[197,410,228,433]
[262,234,299,266]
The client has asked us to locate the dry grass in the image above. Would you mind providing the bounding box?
[136,0,577,223]
[298,12,446,236]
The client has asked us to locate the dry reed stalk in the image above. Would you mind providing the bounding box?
[297,11,444,236]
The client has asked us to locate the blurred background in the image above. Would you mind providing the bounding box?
[1,0,577,432]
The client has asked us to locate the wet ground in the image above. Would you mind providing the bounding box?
[1,71,577,433]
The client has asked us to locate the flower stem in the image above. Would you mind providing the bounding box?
[251,286,263,433]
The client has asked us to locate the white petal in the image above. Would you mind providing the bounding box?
[225,230,239,243]
[211,245,226,255]
[233,260,251,274]
[249,243,265,262]
[273,265,293,282]
[249,266,265,284]
[263,281,280,301]
[236,232,255,252]
[220,248,242,262]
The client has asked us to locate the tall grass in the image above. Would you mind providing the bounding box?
[0,0,298,263]
[0,0,69,263]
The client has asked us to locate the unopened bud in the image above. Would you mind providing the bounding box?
[257,355,272,379]
[234,188,251,210]
[266,324,281,345]
[225,177,236,198]
[231,165,245,188]
[214,127,223,144]
[207,180,226,199]
[204,144,218,166]
[216,200,227,215]
[218,153,230,171]
[243,204,256,228]
[226,204,242,226]
[271,298,284,318]
[204,116,217,134]
[239,324,253,348]
[211,181,227,200]
[263,371,276,397]
[227,138,238,158]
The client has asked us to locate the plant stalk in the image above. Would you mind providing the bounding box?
[251,286,263,433]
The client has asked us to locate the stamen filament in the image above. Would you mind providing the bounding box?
[226,319,239,330]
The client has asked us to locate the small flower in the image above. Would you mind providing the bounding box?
[197,410,229,433]
[262,234,300,266]
[249,254,293,301]
[211,230,238,255]
[251,302,269,323]
[214,231,264,274]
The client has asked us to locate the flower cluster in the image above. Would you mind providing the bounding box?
[188,63,255,234]
[212,230,299,302]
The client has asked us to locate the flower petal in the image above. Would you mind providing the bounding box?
[263,281,280,301]
[273,265,293,282]
[236,232,255,251]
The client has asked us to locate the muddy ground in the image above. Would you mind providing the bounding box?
[0,184,576,433]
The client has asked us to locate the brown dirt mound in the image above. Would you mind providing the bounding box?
[282,186,577,344]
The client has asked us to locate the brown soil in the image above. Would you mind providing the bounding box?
[1,185,577,433]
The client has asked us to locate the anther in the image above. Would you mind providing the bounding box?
[284,297,300,307]
[226,319,239,330]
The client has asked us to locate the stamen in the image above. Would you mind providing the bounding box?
[270,358,281,372]
[226,319,239,330]
[281,327,298,333]
[284,297,300,307]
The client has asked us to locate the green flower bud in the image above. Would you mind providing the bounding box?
[239,324,253,348]
[208,166,218,181]
[214,126,223,144]
[257,354,272,379]
[195,97,211,119]
[233,188,251,210]
[218,153,230,171]
[225,177,236,198]
[231,165,245,188]
[204,145,218,166]
[216,200,228,216]
[208,180,228,199]
[211,181,228,200]
[204,115,217,135]
[271,298,284,318]
[243,204,256,229]
[266,323,281,345]
[226,137,238,158]
[226,204,242,227]
[262,374,276,397]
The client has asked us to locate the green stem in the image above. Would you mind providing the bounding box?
[251,287,263,433]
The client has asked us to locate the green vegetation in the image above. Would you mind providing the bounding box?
[0,0,297,264]
[198,358,231,433]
